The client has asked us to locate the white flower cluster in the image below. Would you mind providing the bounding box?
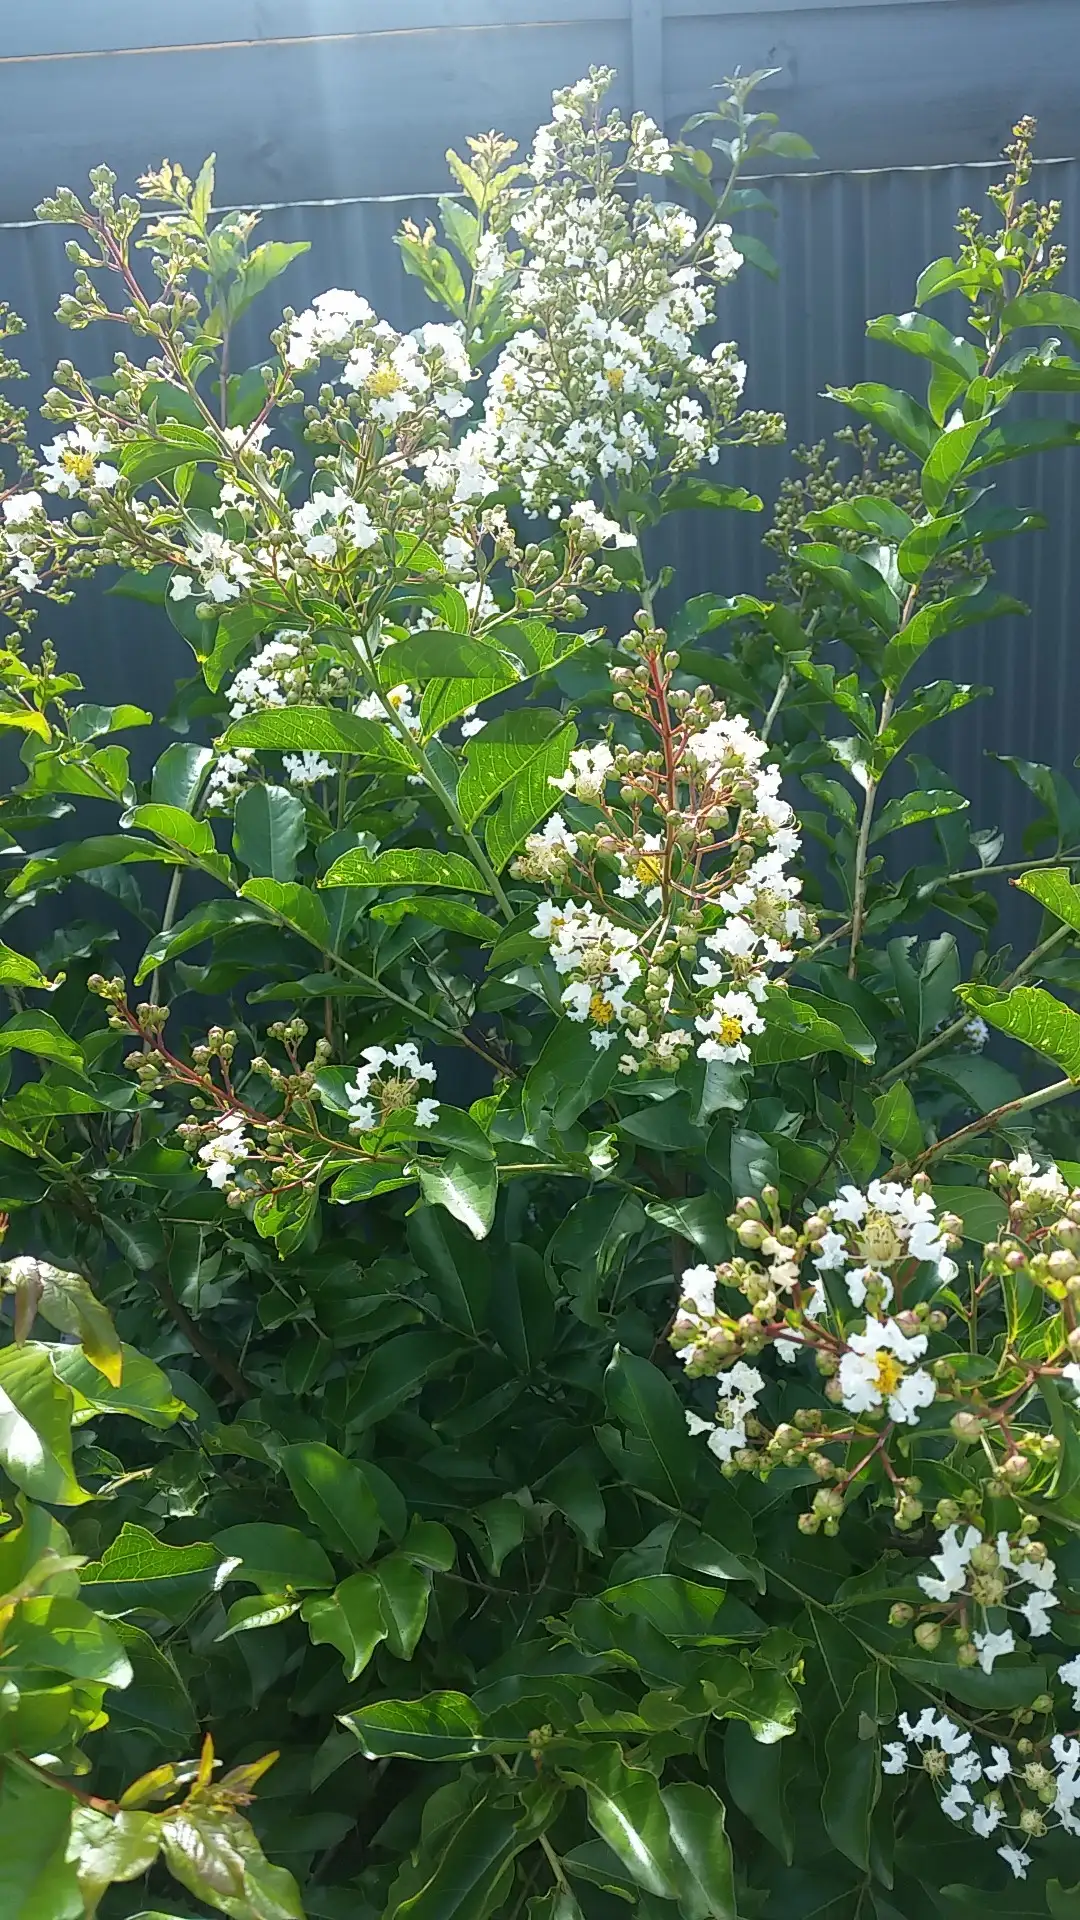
[1004,1151,1070,1210]
[40,424,118,497]
[524,700,808,1072]
[686,1359,764,1463]
[810,1179,958,1312]
[917,1523,1061,1658]
[428,69,757,514]
[345,1042,439,1133]
[531,898,642,1051]
[286,291,473,431]
[170,526,253,605]
[883,1709,1080,1877]
[197,1110,251,1190]
[1,489,46,590]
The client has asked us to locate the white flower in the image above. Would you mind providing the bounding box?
[831,1186,868,1225]
[41,425,118,496]
[918,1524,981,1603]
[680,1264,717,1316]
[1059,1652,1080,1709]
[283,751,334,789]
[196,1110,250,1189]
[1019,1590,1058,1637]
[286,288,374,367]
[812,1231,849,1273]
[940,1783,973,1823]
[2,490,42,526]
[972,1802,1004,1837]
[414,1098,440,1129]
[973,1626,1015,1673]
[985,1745,1012,1783]
[837,1316,935,1424]
[566,499,636,548]
[997,1845,1031,1881]
[169,573,195,601]
[881,1743,907,1775]
[1062,1362,1080,1406]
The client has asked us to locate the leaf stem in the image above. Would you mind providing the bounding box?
[892,1073,1077,1177]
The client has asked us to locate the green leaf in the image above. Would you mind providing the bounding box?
[485,727,578,871]
[119,423,220,485]
[407,1206,491,1336]
[725,1718,793,1863]
[279,1441,382,1564]
[797,543,900,632]
[8,834,184,899]
[380,629,520,685]
[0,1344,87,1505]
[376,1552,431,1658]
[32,1269,122,1386]
[80,1524,221,1621]
[51,1344,190,1430]
[1002,289,1080,341]
[662,1782,737,1920]
[0,942,54,990]
[321,848,488,892]
[222,705,417,765]
[127,803,229,879]
[871,788,968,839]
[370,895,499,941]
[967,417,1080,471]
[346,1330,457,1429]
[212,1522,336,1593]
[489,1243,555,1372]
[881,584,1025,690]
[4,1594,132,1685]
[603,1347,696,1507]
[457,710,571,828]
[822,1666,895,1870]
[958,983,1080,1081]
[872,1081,924,1158]
[661,478,762,514]
[0,1766,81,1920]
[541,1455,607,1554]
[1016,866,1080,932]
[828,383,938,460]
[417,1149,497,1239]
[340,1692,490,1760]
[559,1745,678,1899]
[0,1012,83,1071]
[930,1185,1007,1245]
[386,1795,538,1920]
[238,876,330,950]
[867,311,980,381]
[921,418,988,513]
[301,1571,387,1681]
[523,1020,622,1133]
[232,783,306,882]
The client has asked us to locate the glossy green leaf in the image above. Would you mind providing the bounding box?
[321,847,488,892]
[828,383,938,459]
[0,1766,81,1920]
[212,1522,336,1593]
[871,787,968,839]
[232,783,306,882]
[301,1571,388,1680]
[417,1149,497,1239]
[881,584,1025,690]
[0,1344,87,1505]
[457,710,571,827]
[222,705,417,765]
[238,876,330,950]
[662,1782,737,1920]
[867,310,980,381]
[559,1745,678,1899]
[797,542,900,632]
[279,1441,382,1563]
[958,983,1080,1081]
[340,1692,491,1760]
[1016,865,1080,932]
[484,726,578,871]
[80,1524,222,1621]
[603,1347,697,1506]
[822,1666,895,1869]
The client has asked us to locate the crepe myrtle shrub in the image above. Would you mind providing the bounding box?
[5,76,1080,1920]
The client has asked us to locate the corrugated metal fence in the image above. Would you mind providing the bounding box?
[1,3,1079,881]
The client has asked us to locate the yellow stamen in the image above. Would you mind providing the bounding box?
[368,364,403,397]
[605,366,626,391]
[872,1350,904,1396]
[589,992,615,1027]
[634,855,663,886]
[60,449,96,482]
[717,1015,744,1047]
